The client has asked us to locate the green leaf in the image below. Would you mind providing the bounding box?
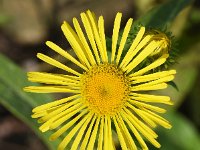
[168,81,179,91]
[0,54,62,150]
[150,42,200,108]
[148,111,200,150]
[136,0,194,28]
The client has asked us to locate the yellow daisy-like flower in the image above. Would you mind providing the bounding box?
[24,10,176,150]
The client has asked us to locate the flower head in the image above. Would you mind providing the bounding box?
[24,10,176,150]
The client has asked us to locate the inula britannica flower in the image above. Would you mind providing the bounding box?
[24,10,176,150]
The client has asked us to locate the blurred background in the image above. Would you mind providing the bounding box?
[0,0,200,149]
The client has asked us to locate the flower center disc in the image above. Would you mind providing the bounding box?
[81,64,130,116]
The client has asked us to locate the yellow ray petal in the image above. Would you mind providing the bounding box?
[123,108,158,138]
[142,108,172,129]
[130,96,173,105]
[46,41,88,70]
[97,116,104,150]
[57,74,80,81]
[39,105,82,132]
[113,116,128,150]
[32,105,65,119]
[28,72,79,84]
[121,35,152,69]
[126,103,157,128]
[120,26,145,68]
[49,105,86,130]
[122,109,160,148]
[104,116,109,150]
[116,114,137,150]
[129,93,172,105]
[71,113,94,150]
[131,75,174,86]
[28,72,80,87]
[61,22,91,68]
[37,53,80,76]
[39,99,80,125]
[86,10,106,62]
[130,75,175,85]
[81,12,100,64]
[120,111,148,150]
[98,16,108,62]
[130,93,170,101]
[32,111,48,118]
[57,113,93,150]
[131,83,168,91]
[32,94,80,113]
[73,18,96,66]
[125,41,161,73]
[130,54,169,77]
[35,106,63,118]
[87,116,100,150]
[116,18,133,65]
[27,79,78,87]
[38,101,82,132]
[129,70,176,81]
[111,13,122,63]
[38,98,80,122]
[24,86,80,93]
[107,116,113,150]
[128,100,166,113]
[80,115,99,150]
[50,110,89,141]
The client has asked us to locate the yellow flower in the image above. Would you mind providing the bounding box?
[24,10,176,150]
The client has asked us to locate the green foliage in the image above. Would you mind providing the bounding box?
[131,0,193,73]
[0,0,199,149]
[136,0,194,28]
[148,111,200,150]
[168,81,179,91]
[0,54,62,150]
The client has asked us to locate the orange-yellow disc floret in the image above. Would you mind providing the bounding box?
[80,64,130,116]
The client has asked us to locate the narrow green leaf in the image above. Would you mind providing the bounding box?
[148,111,200,150]
[150,43,200,108]
[0,54,62,150]
[168,81,179,91]
[136,0,194,28]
